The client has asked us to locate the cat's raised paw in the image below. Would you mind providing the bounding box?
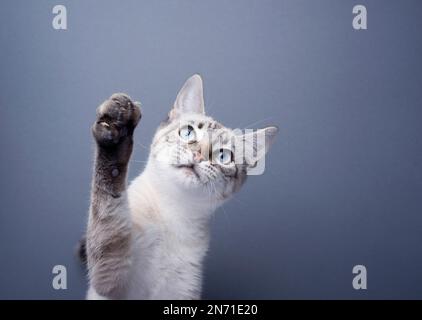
[92,93,141,147]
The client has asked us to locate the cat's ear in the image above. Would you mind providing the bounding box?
[169,74,205,119]
[237,126,278,167]
[261,126,279,153]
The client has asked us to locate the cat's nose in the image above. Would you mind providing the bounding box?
[193,151,205,162]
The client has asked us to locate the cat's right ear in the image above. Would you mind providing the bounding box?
[235,126,279,168]
[169,74,205,120]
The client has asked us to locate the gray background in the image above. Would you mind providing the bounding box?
[1,0,421,299]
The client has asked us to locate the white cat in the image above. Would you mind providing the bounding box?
[84,75,278,299]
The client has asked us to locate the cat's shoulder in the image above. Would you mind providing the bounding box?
[128,173,162,227]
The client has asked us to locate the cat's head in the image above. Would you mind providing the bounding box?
[148,75,278,204]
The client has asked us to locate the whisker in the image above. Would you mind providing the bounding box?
[136,142,149,150]
[130,159,149,163]
[230,195,247,206]
[237,117,274,130]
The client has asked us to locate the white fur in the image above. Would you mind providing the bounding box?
[87,156,218,299]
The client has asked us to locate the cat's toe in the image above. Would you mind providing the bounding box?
[98,93,141,127]
[92,120,121,146]
[93,93,142,146]
[110,94,141,125]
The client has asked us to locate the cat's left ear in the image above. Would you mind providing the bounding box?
[170,74,205,119]
[236,126,278,167]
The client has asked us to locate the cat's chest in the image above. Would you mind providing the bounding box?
[127,222,208,299]
[127,178,211,298]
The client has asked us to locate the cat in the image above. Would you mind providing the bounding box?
[83,74,278,299]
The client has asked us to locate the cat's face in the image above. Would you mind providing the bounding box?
[149,75,277,203]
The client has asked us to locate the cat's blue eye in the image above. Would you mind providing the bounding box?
[215,148,233,165]
[179,125,196,143]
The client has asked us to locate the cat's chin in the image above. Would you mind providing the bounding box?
[150,160,221,200]
[173,166,206,189]
[171,165,223,198]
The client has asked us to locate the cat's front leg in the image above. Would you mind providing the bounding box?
[87,93,141,299]
[92,93,141,195]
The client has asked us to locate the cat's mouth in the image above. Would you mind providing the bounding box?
[175,164,200,180]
